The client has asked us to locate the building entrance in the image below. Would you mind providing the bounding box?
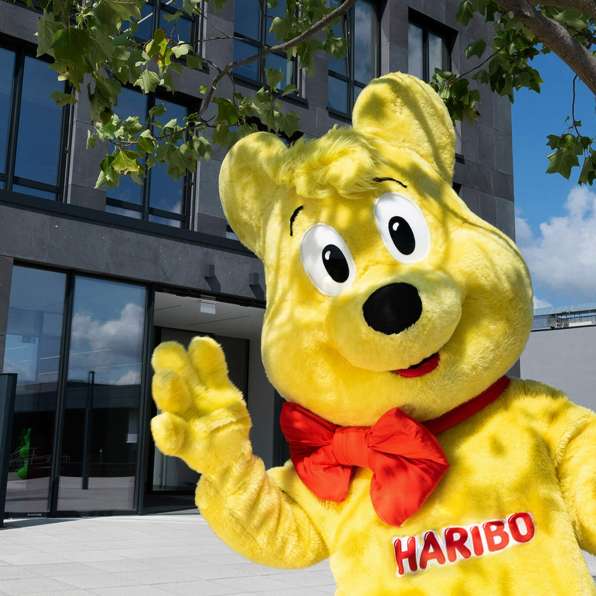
[1,265,270,516]
[142,291,266,512]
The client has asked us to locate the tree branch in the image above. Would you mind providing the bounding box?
[529,0,596,20]
[497,0,596,94]
[198,0,357,116]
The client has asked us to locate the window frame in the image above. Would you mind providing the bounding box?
[232,2,301,94]
[105,89,199,230]
[327,0,381,119]
[0,37,72,202]
[408,10,456,84]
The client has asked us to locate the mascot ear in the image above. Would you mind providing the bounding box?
[352,72,455,182]
[219,131,287,257]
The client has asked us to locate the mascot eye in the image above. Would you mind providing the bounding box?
[300,224,355,296]
[374,193,430,263]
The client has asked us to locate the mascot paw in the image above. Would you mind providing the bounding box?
[151,337,249,473]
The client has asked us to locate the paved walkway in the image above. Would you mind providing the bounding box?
[0,511,335,596]
[1,511,594,595]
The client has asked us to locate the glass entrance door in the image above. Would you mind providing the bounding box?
[57,277,146,513]
[2,267,66,514]
[2,266,148,515]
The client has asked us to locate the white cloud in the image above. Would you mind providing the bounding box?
[114,369,141,386]
[70,302,144,384]
[516,186,596,303]
[533,296,551,310]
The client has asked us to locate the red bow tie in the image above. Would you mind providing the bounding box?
[280,376,510,526]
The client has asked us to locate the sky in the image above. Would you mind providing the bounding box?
[512,52,595,311]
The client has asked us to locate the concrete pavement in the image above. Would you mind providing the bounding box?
[1,511,594,595]
[0,511,335,596]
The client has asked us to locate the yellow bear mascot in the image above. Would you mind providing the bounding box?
[151,73,596,595]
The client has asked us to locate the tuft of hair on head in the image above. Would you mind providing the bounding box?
[277,127,385,201]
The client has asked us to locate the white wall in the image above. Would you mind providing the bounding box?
[520,325,596,410]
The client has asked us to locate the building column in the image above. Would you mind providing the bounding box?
[0,256,13,369]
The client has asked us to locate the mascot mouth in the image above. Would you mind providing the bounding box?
[393,353,440,378]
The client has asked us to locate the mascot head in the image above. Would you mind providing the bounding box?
[219,72,533,425]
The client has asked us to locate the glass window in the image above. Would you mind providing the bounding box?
[408,23,424,80]
[233,0,299,91]
[0,47,68,200]
[327,0,379,116]
[353,0,377,83]
[408,14,453,83]
[3,266,67,513]
[58,277,146,512]
[428,32,444,79]
[0,48,14,182]
[235,0,260,39]
[15,58,64,188]
[105,89,191,227]
[133,0,202,49]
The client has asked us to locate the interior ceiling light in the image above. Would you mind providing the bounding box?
[199,299,217,315]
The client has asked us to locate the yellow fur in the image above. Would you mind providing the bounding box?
[151,72,596,594]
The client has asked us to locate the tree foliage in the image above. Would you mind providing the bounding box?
[431,0,595,184]
[32,0,353,188]
[26,0,596,188]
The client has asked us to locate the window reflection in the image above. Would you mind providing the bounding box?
[0,48,14,181]
[149,99,186,215]
[134,0,199,46]
[3,266,66,513]
[428,32,444,79]
[327,0,379,116]
[235,0,260,39]
[407,15,453,83]
[0,47,66,200]
[15,57,64,189]
[408,23,424,80]
[58,277,146,512]
[106,88,190,227]
[233,0,298,90]
[353,0,377,83]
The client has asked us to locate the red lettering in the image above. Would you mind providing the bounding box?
[444,527,472,562]
[470,525,485,556]
[394,536,418,576]
[419,532,446,570]
[508,512,535,543]
[483,520,510,552]
[393,513,536,577]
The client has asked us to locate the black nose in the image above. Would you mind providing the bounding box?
[362,283,422,335]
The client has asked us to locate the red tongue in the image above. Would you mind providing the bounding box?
[394,353,440,378]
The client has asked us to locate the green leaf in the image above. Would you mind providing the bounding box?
[103,0,142,21]
[51,28,93,87]
[214,98,239,125]
[266,67,284,90]
[465,39,486,59]
[171,43,192,58]
[578,150,596,185]
[148,103,167,118]
[86,130,97,150]
[135,69,161,93]
[185,54,204,69]
[112,149,141,175]
[137,129,156,153]
[51,90,76,106]
[546,134,581,179]
[281,83,297,96]
[456,0,475,25]
[36,12,61,57]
